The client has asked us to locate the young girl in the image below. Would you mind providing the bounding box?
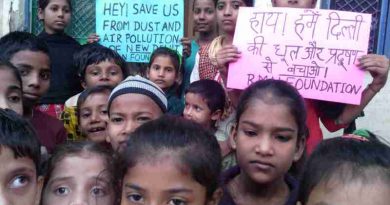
[120,115,222,205]
[298,133,390,205]
[77,85,112,144]
[271,0,390,154]
[41,141,119,205]
[0,60,23,115]
[37,0,82,118]
[146,47,184,115]
[181,0,217,94]
[220,79,306,205]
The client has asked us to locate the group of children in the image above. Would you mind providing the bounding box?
[0,0,389,204]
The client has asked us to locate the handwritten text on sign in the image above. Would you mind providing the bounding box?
[227,8,372,104]
[96,0,184,63]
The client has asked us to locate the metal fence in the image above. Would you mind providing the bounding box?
[31,0,95,44]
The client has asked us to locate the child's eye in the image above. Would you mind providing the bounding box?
[101,109,108,115]
[275,135,291,142]
[194,8,201,14]
[9,175,29,189]
[109,70,118,75]
[40,71,51,81]
[54,186,70,195]
[91,70,100,76]
[127,193,144,203]
[137,116,151,123]
[81,112,91,118]
[232,1,242,9]
[18,69,29,76]
[216,2,225,10]
[169,198,187,205]
[8,95,21,103]
[206,8,215,14]
[91,186,106,197]
[50,6,59,12]
[111,117,124,123]
[243,130,257,137]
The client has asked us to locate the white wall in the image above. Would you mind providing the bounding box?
[0,0,25,37]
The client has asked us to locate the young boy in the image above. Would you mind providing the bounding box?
[62,43,128,141]
[0,108,43,205]
[0,31,67,153]
[107,75,167,152]
[183,79,225,131]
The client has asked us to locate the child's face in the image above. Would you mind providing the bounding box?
[0,68,23,115]
[83,60,124,89]
[305,180,390,205]
[216,0,247,35]
[0,146,42,205]
[79,92,110,143]
[9,50,51,107]
[121,154,210,205]
[107,93,163,152]
[38,0,71,34]
[147,55,177,91]
[184,92,218,129]
[42,152,115,205]
[232,99,304,185]
[193,0,217,33]
[272,0,316,9]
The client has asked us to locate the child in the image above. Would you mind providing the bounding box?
[77,85,112,144]
[107,75,167,152]
[298,134,390,205]
[220,79,306,205]
[0,31,67,154]
[146,47,184,115]
[183,79,233,163]
[184,79,225,130]
[181,0,217,94]
[0,108,42,205]
[62,43,127,141]
[0,60,23,115]
[37,0,82,118]
[272,0,390,154]
[121,115,222,205]
[41,141,119,205]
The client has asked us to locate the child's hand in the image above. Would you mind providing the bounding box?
[87,33,100,43]
[214,45,241,80]
[358,54,390,93]
[180,37,192,58]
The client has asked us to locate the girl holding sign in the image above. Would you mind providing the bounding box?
[271,0,390,154]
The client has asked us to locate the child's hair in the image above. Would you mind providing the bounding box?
[76,85,113,122]
[0,108,41,174]
[38,0,72,11]
[186,79,226,113]
[123,115,222,199]
[0,31,50,62]
[214,0,254,7]
[42,141,120,200]
[148,47,180,75]
[299,136,390,204]
[0,59,22,87]
[75,43,128,80]
[235,79,307,140]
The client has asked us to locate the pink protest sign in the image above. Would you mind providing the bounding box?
[227,7,372,104]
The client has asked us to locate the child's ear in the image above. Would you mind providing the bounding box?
[37,8,44,21]
[206,188,223,205]
[34,176,44,205]
[175,71,182,85]
[211,109,222,121]
[293,136,306,162]
[81,80,87,89]
[229,124,238,150]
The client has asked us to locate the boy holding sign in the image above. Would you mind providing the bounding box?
[270,0,390,154]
